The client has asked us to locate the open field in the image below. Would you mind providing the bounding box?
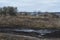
[0,6,60,29]
[0,14,60,29]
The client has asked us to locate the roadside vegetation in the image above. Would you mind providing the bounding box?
[0,6,60,29]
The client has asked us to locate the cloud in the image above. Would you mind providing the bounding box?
[0,0,60,12]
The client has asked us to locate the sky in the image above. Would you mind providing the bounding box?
[0,0,60,12]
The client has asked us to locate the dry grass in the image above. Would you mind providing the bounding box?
[0,15,60,29]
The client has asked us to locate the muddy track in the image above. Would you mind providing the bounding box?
[0,27,60,38]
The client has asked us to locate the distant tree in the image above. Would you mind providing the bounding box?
[50,13,59,18]
[27,12,31,15]
[24,12,28,15]
[2,7,7,15]
[50,13,56,16]
[37,11,41,15]
[7,7,17,16]
[0,8,2,15]
[0,6,17,16]
[33,12,37,16]
[22,12,30,16]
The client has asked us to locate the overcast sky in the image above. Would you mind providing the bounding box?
[0,0,60,12]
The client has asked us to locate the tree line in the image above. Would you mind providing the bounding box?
[0,6,32,16]
[0,6,17,16]
[0,6,59,18]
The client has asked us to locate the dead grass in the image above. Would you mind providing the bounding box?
[0,15,60,29]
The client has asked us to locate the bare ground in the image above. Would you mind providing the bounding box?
[0,33,40,40]
[0,33,60,40]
